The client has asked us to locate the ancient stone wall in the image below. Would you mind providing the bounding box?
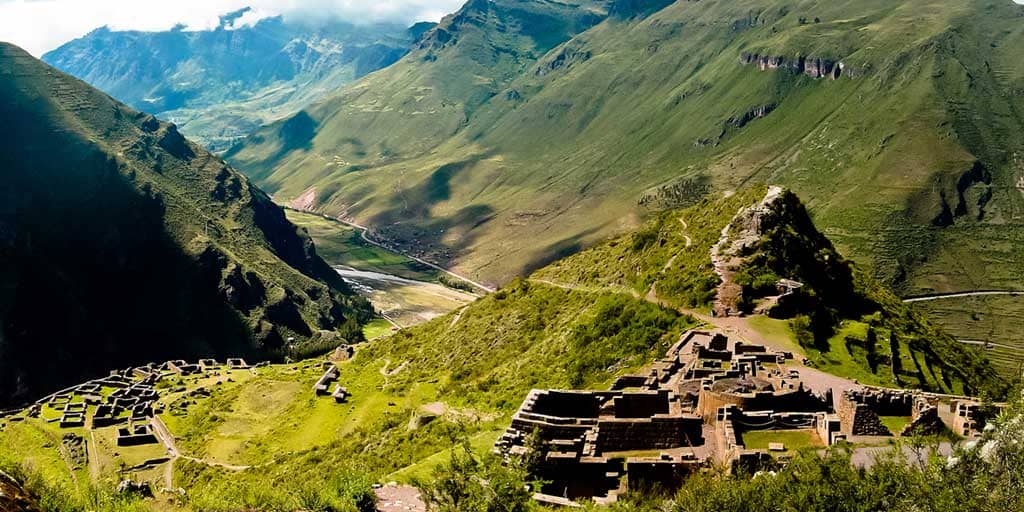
[532,391,602,418]
[595,416,703,452]
[613,391,670,419]
[697,387,828,420]
[836,394,890,436]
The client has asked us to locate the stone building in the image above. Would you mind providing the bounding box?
[497,329,1001,506]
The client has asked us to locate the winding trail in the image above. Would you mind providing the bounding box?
[679,218,692,248]
[331,217,495,293]
[902,290,1024,303]
[150,415,254,489]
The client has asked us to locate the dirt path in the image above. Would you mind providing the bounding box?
[333,217,495,293]
[375,484,426,512]
[380,359,408,377]
[88,431,100,482]
[449,306,466,327]
[679,218,692,248]
[957,339,1020,350]
[150,415,253,488]
[903,290,1024,302]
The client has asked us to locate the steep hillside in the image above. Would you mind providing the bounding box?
[229,0,1024,296]
[0,43,371,405]
[43,10,417,151]
[539,187,1003,395]
[0,187,1003,510]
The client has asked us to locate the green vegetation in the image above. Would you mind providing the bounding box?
[738,429,823,452]
[879,416,912,435]
[0,43,371,406]
[362,318,396,340]
[285,209,441,282]
[412,441,533,512]
[912,296,1024,379]
[538,188,1004,396]
[0,270,697,509]
[228,0,1024,303]
[537,188,766,308]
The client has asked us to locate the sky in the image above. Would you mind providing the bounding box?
[0,0,466,56]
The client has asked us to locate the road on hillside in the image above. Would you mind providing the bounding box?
[330,217,495,293]
[903,290,1023,303]
[956,339,1020,351]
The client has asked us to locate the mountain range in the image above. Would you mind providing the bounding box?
[226,0,1024,297]
[0,42,371,406]
[42,9,423,152]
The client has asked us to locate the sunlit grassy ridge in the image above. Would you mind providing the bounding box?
[538,189,1004,396]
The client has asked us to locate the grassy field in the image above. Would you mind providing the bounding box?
[879,416,912,435]
[745,316,805,356]
[0,274,700,509]
[286,210,441,282]
[362,318,396,340]
[739,430,824,452]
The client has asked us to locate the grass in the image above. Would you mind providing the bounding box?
[912,296,1024,380]
[879,416,912,435]
[745,316,804,356]
[228,0,1024,305]
[363,318,396,340]
[285,209,441,282]
[739,430,824,452]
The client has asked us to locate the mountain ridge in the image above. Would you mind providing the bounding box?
[42,16,417,151]
[227,0,1024,298]
[0,42,371,405]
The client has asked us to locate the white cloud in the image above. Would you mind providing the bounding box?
[0,0,465,56]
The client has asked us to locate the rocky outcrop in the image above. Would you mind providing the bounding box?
[932,161,993,226]
[0,472,40,512]
[536,45,592,76]
[728,103,777,128]
[739,52,855,80]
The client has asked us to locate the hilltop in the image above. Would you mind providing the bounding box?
[227,0,1024,300]
[0,43,372,406]
[43,12,419,151]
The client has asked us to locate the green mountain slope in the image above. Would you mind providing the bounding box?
[0,43,371,405]
[0,187,1000,509]
[229,0,1024,295]
[43,11,417,152]
[539,187,1002,393]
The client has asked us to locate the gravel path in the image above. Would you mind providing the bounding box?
[375,484,426,512]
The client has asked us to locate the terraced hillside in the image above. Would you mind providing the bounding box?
[43,10,418,151]
[229,0,1024,297]
[0,43,371,406]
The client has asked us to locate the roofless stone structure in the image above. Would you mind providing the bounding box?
[496,329,1003,505]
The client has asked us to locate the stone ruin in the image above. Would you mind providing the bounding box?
[116,423,158,446]
[835,387,998,438]
[226,358,250,369]
[314,365,340,396]
[496,329,1003,506]
[313,364,351,403]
